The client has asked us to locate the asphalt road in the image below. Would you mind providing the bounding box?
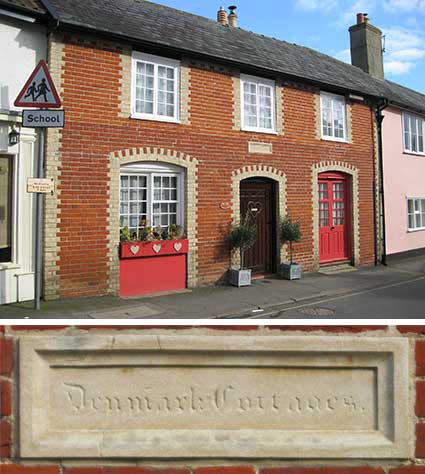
[252,276,425,318]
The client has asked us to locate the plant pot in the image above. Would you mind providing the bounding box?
[228,268,252,287]
[279,262,302,280]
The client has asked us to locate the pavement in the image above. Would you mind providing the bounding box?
[1,254,424,319]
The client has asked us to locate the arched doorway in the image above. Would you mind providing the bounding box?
[318,171,352,264]
[240,177,277,274]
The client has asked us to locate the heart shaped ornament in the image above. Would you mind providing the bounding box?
[130,245,140,255]
[153,244,162,254]
[174,242,182,252]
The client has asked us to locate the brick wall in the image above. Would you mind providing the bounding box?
[45,29,377,299]
[1,325,425,471]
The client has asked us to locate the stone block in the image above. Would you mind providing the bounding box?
[19,335,410,459]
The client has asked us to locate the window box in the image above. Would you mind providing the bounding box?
[119,239,189,297]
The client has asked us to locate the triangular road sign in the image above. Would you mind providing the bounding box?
[14,60,62,108]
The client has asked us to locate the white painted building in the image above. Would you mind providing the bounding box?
[0,0,47,304]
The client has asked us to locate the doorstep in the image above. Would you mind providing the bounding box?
[251,272,276,281]
[319,262,357,275]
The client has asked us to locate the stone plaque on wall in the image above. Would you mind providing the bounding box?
[20,335,410,458]
[248,141,273,154]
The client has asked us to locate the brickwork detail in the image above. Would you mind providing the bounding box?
[118,45,132,118]
[180,57,191,125]
[43,33,65,301]
[312,161,360,269]
[108,148,198,292]
[232,74,241,131]
[231,165,287,266]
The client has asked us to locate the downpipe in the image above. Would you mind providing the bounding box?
[375,98,389,266]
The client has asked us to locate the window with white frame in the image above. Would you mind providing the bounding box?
[120,163,184,239]
[241,74,276,133]
[403,113,424,154]
[321,92,347,141]
[408,198,425,231]
[132,52,180,122]
[0,155,13,263]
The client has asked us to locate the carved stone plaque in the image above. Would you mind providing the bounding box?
[20,335,410,458]
[248,141,273,154]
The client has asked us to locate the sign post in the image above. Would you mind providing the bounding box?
[15,60,63,310]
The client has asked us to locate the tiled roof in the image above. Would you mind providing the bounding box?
[43,0,425,113]
[0,0,46,14]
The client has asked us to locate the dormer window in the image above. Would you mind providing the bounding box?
[132,52,180,122]
[241,74,276,133]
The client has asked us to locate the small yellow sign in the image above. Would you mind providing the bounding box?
[27,178,54,194]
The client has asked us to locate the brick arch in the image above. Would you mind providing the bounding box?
[108,147,198,294]
[312,161,360,269]
[231,165,287,267]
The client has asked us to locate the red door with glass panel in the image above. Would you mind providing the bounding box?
[318,172,351,264]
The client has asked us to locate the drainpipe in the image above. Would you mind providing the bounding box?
[375,97,389,266]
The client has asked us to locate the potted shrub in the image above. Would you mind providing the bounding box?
[227,212,257,287]
[279,214,303,280]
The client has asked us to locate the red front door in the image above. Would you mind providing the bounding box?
[318,173,351,264]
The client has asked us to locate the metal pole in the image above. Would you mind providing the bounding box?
[34,128,45,310]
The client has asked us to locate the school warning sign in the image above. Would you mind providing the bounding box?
[14,60,61,108]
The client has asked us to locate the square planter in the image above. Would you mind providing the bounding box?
[119,239,188,296]
[228,268,252,287]
[279,262,302,280]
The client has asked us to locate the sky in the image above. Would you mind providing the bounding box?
[154,0,425,94]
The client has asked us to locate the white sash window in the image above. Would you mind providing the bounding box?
[241,74,276,133]
[132,52,180,122]
[321,92,347,141]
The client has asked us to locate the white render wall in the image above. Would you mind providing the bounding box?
[0,12,46,304]
[0,15,46,112]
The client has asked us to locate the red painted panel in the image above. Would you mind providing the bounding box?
[120,254,187,296]
[119,240,188,296]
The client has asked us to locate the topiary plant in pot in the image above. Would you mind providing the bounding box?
[279,214,303,280]
[227,212,257,287]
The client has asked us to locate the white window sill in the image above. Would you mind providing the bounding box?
[321,136,349,144]
[403,150,425,157]
[0,262,20,271]
[131,114,181,125]
[241,127,278,135]
[408,227,425,233]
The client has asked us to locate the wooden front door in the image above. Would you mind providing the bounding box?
[240,179,275,273]
[318,173,352,264]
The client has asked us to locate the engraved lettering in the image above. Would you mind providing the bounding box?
[62,382,370,421]
[62,383,86,411]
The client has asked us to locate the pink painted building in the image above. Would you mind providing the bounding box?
[382,107,425,256]
[349,14,425,259]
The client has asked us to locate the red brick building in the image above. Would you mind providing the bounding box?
[40,0,388,300]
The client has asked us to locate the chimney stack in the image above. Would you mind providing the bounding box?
[349,13,384,79]
[228,5,237,27]
[217,6,227,26]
